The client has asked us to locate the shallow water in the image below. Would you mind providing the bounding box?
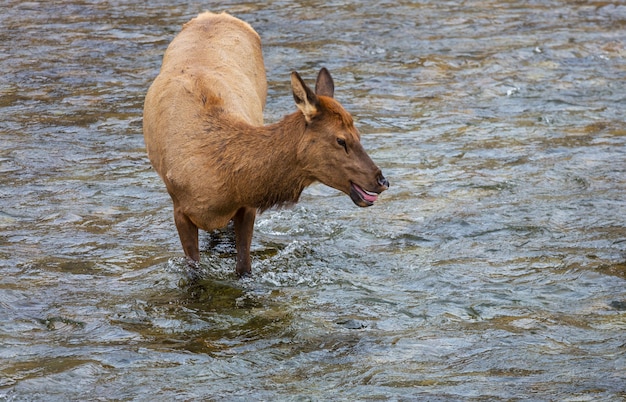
[1,0,625,400]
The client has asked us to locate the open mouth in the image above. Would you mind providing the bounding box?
[349,183,379,207]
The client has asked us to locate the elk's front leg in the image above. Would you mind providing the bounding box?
[233,207,256,277]
[173,203,199,263]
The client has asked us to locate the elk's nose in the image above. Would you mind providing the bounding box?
[377,174,389,189]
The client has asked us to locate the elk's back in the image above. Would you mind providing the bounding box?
[143,12,267,184]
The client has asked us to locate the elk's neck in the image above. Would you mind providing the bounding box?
[229,112,313,211]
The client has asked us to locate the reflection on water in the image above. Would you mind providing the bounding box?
[1,0,625,400]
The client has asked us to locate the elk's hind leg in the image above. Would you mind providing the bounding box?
[234,207,256,277]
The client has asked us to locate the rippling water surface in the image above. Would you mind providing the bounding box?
[1,1,625,400]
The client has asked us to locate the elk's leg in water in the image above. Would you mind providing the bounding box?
[173,199,200,263]
[234,207,256,277]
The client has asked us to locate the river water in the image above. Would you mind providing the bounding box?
[1,0,625,400]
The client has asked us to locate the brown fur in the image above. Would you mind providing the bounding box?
[143,12,388,276]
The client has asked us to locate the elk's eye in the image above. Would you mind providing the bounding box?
[337,138,347,151]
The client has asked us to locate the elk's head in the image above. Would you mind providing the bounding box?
[292,68,389,207]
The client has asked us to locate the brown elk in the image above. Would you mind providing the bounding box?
[143,12,388,277]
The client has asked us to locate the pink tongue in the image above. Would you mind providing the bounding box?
[356,184,378,202]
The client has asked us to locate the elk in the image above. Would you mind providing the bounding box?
[143,12,388,277]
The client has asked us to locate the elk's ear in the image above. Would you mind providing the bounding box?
[291,71,319,123]
[315,67,334,98]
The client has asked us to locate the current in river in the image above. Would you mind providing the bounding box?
[1,1,625,400]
